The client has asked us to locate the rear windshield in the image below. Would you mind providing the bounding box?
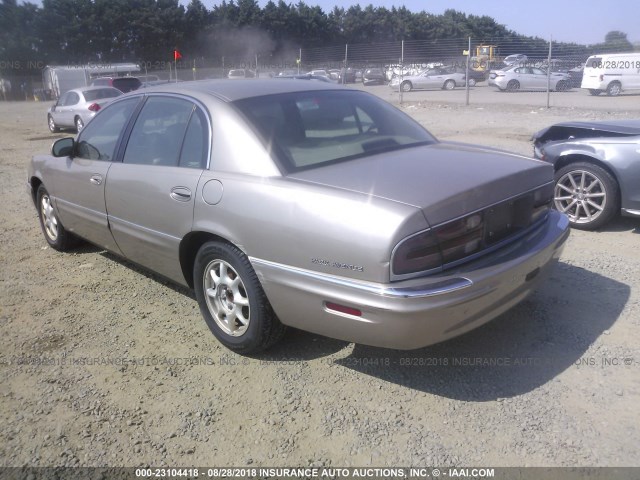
[234,90,436,173]
[112,77,142,92]
[83,88,122,101]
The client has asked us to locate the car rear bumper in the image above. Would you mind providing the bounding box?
[252,210,570,350]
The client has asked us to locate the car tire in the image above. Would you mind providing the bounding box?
[400,81,412,92]
[443,80,455,90]
[606,82,621,96]
[506,80,520,91]
[36,185,76,251]
[467,78,476,87]
[48,115,60,133]
[553,162,619,230]
[75,116,84,132]
[588,89,603,96]
[193,241,286,353]
[556,80,568,91]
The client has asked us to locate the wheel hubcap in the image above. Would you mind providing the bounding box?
[41,194,58,240]
[555,170,606,224]
[203,260,250,336]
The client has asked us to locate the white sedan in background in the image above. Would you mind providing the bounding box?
[489,66,571,92]
[389,67,467,92]
[47,86,122,132]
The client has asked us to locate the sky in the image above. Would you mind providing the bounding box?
[203,0,639,46]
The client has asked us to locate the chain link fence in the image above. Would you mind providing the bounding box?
[0,36,609,107]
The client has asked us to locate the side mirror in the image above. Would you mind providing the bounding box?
[52,137,75,157]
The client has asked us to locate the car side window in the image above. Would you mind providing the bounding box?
[76,98,139,161]
[57,92,70,106]
[123,96,194,167]
[179,108,208,169]
[531,68,545,75]
[67,92,80,105]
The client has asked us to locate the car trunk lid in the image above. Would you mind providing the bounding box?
[288,142,553,227]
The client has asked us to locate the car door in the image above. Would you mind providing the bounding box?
[51,97,140,250]
[105,95,208,284]
[52,92,73,127]
[530,67,549,90]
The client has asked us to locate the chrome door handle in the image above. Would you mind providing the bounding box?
[90,174,102,185]
[170,187,192,202]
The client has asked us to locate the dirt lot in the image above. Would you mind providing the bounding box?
[1,88,640,469]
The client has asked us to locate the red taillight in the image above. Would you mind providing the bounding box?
[325,302,362,317]
[88,103,101,112]
[392,213,484,276]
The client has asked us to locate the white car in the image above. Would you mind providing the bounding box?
[47,86,122,132]
[503,54,528,66]
[489,66,571,92]
[389,68,466,92]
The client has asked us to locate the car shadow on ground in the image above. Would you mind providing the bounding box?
[595,216,640,234]
[90,248,628,377]
[333,262,629,400]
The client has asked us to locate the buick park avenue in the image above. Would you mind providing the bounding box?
[28,80,570,353]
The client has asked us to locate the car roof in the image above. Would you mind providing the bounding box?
[136,79,346,102]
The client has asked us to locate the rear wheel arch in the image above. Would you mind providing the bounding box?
[179,231,242,289]
[29,176,43,205]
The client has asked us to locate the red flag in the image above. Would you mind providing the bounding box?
[174,49,182,61]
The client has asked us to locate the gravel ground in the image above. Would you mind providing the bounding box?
[1,89,639,469]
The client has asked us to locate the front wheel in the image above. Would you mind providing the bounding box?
[400,81,412,92]
[36,185,76,250]
[75,116,84,132]
[556,80,568,91]
[443,79,455,90]
[193,242,286,353]
[506,80,520,91]
[553,162,619,230]
[467,78,476,87]
[48,115,60,133]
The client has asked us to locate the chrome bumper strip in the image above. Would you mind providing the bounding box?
[249,258,473,299]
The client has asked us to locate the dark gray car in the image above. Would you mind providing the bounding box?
[29,80,569,353]
[532,120,640,229]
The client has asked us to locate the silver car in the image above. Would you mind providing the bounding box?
[47,86,122,133]
[532,120,640,230]
[489,66,571,92]
[28,80,569,353]
[389,68,466,92]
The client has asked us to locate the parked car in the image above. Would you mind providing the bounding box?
[389,67,467,91]
[91,76,142,93]
[338,68,357,83]
[47,86,122,133]
[581,53,640,96]
[307,69,330,78]
[567,67,584,88]
[450,66,486,86]
[503,54,528,66]
[228,69,255,79]
[532,120,640,229]
[28,80,569,353]
[362,68,386,86]
[274,74,335,83]
[489,66,571,92]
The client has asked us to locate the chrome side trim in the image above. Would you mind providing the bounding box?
[249,257,473,299]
